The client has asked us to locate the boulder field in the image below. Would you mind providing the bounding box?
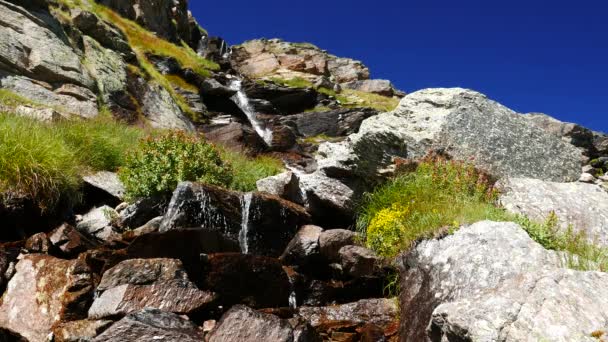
[1,0,608,341]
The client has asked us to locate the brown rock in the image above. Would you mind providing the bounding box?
[49,224,98,257]
[53,319,113,342]
[24,232,50,253]
[96,258,188,292]
[338,245,381,278]
[280,225,323,267]
[319,229,359,262]
[209,305,294,342]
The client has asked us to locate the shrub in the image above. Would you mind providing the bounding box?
[119,131,233,200]
[220,149,284,192]
[357,158,504,256]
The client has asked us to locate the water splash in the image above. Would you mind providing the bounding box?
[229,79,274,146]
[288,290,297,309]
[239,193,253,254]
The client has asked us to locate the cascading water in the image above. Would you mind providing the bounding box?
[239,192,253,254]
[229,79,274,146]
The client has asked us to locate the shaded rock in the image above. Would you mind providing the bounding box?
[49,223,97,257]
[121,217,163,241]
[82,171,125,207]
[0,327,27,342]
[256,171,304,205]
[76,206,120,242]
[0,244,20,293]
[243,79,318,114]
[338,245,380,278]
[290,316,323,342]
[429,269,608,342]
[201,78,237,96]
[71,10,133,58]
[53,319,113,342]
[269,124,298,151]
[280,225,323,267]
[92,308,205,342]
[594,132,608,155]
[300,277,386,307]
[201,121,266,154]
[203,253,291,308]
[0,254,95,342]
[209,305,294,342]
[117,196,168,230]
[342,79,397,97]
[88,280,216,319]
[498,177,608,247]
[319,229,358,262]
[96,258,188,292]
[24,232,51,253]
[281,107,377,138]
[397,221,562,342]
[523,112,596,156]
[297,172,357,226]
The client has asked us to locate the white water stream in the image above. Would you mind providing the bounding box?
[229,79,274,146]
[239,192,253,254]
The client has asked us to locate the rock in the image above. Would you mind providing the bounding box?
[523,112,596,156]
[92,308,206,342]
[269,124,298,151]
[0,1,94,87]
[201,78,237,97]
[580,172,597,183]
[160,182,311,257]
[53,320,113,342]
[203,253,291,308]
[342,79,397,97]
[121,216,163,240]
[319,229,358,262]
[297,298,398,333]
[338,245,380,278]
[283,107,378,138]
[256,171,304,205]
[71,10,134,58]
[397,221,562,341]
[429,269,608,342]
[0,244,20,293]
[24,232,51,253]
[594,132,608,155]
[117,196,168,230]
[49,223,98,257]
[88,280,216,319]
[290,316,323,342]
[139,82,195,131]
[95,0,190,43]
[0,254,95,342]
[498,178,608,247]
[0,327,27,341]
[96,258,189,292]
[209,305,294,342]
[243,79,318,114]
[300,277,386,307]
[297,172,357,226]
[201,121,266,154]
[327,57,370,83]
[82,171,126,205]
[4,104,63,121]
[280,225,323,267]
[76,205,120,242]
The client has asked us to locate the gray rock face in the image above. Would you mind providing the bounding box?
[92,308,205,342]
[280,225,323,266]
[318,88,583,183]
[83,171,125,202]
[72,10,133,59]
[96,258,188,292]
[76,205,120,242]
[209,305,294,342]
[82,36,128,103]
[523,112,596,157]
[430,269,608,342]
[140,83,195,131]
[319,229,359,262]
[342,79,397,97]
[0,1,93,87]
[256,171,304,205]
[280,107,377,138]
[338,245,380,278]
[498,177,608,247]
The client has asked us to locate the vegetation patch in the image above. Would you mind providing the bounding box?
[220,149,284,192]
[0,89,39,108]
[269,77,314,89]
[339,89,399,112]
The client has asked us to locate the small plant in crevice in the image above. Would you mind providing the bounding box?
[219,149,284,192]
[119,131,233,200]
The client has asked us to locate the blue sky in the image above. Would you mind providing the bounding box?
[190,0,608,133]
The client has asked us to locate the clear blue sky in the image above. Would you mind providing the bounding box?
[190,0,608,133]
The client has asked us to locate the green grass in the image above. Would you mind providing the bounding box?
[0,89,38,108]
[339,89,399,112]
[220,149,284,192]
[0,112,143,210]
[298,134,344,145]
[269,77,313,89]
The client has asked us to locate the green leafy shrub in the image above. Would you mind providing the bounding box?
[119,131,233,199]
[220,149,284,192]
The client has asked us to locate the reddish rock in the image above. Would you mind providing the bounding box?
[209,305,294,342]
[49,224,97,257]
[24,232,51,253]
[96,258,188,292]
[53,319,113,342]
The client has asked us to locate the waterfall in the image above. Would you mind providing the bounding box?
[229,79,274,146]
[288,290,297,309]
[239,192,253,254]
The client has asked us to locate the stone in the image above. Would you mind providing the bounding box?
[498,178,608,247]
[523,112,596,156]
[24,232,51,253]
[201,121,266,154]
[117,196,168,230]
[280,225,324,267]
[594,132,608,155]
[297,172,357,226]
[96,258,188,292]
[0,244,20,293]
[76,206,120,242]
[121,217,163,240]
[580,172,597,183]
[319,229,359,262]
[53,320,114,342]
[243,79,318,114]
[160,182,311,257]
[92,308,205,342]
[88,280,216,319]
[327,57,370,83]
[256,171,304,205]
[71,10,134,58]
[429,269,608,341]
[5,104,63,121]
[298,298,398,332]
[48,223,97,257]
[201,78,237,96]
[397,221,563,341]
[139,82,195,131]
[209,305,294,342]
[280,108,377,138]
[0,254,95,342]
[342,79,397,97]
[203,253,291,308]
[83,171,126,203]
[338,245,380,278]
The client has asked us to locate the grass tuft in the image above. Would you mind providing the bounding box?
[269,77,313,89]
[220,149,284,192]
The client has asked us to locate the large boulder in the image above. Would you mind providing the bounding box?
[209,305,295,342]
[280,107,378,138]
[498,177,608,247]
[160,182,311,257]
[522,113,597,157]
[76,205,120,242]
[0,254,95,342]
[92,308,206,342]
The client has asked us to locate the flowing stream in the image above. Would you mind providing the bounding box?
[239,193,253,254]
[229,79,274,146]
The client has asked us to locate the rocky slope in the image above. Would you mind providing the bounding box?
[1,0,608,341]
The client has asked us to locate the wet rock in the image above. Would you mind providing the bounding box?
[256,171,304,205]
[342,79,397,97]
[498,178,608,247]
[49,223,97,257]
[209,305,294,342]
[76,205,120,242]
[398,221,562,341]
[203,253,291,308]
[201,78,237,97]
[82,171,125,208]
[53,319,113,342]
[117,196,168,230]
[338,245,380,278]
[96,258,188,292]
[0,254,95,342]
[319,229,358,262]
[92,308,205,342]
[88,280,216,319]
[280,107,377,138]
[280,225,323,267]
[24,232,51,253]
